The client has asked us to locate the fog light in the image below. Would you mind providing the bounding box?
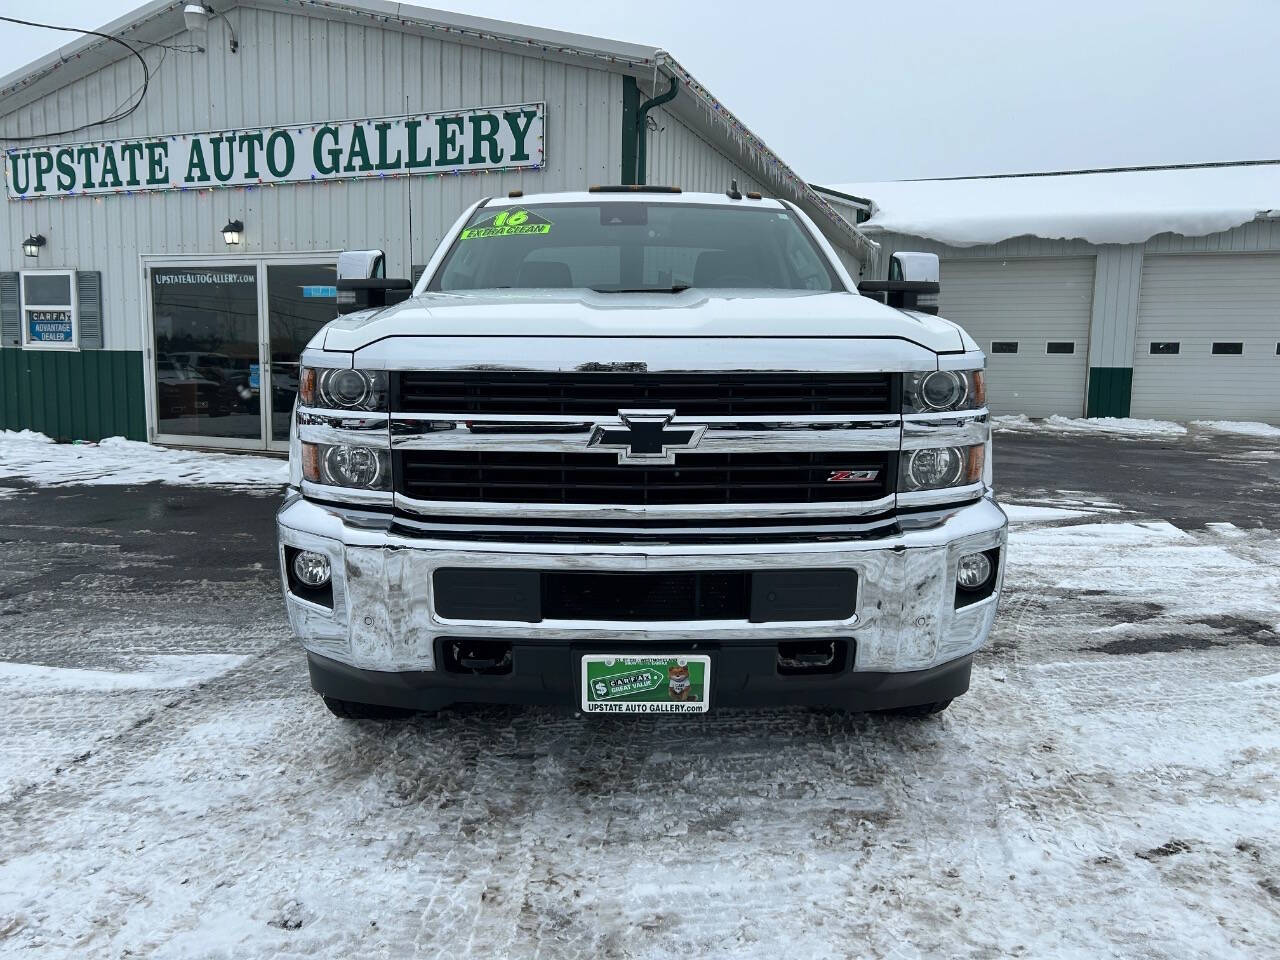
[292,551,331,587]
[956,552,992,589]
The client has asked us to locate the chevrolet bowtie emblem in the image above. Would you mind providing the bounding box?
[587,409,707,465]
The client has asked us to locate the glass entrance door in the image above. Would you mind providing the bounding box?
[148,258,337,449]
[150,265,262,443]
[266,264,337,445]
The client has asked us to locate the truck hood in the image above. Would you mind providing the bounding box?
[320,289,966,354]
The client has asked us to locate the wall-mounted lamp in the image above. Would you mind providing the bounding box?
[22,234,46,258]
[221,219,243,246]
[184,4,239,53]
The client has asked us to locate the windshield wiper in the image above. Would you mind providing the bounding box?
[591,284,691,294]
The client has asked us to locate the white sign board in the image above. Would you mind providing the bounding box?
[5,102,545,200]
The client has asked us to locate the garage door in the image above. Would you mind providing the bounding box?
[1132,253,1280,422]
[938,258,1094,417]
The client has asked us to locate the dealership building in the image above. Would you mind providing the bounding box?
[821,164,1280,421]
[0,0,873,448]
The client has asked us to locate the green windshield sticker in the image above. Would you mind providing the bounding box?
[460,208,553,239]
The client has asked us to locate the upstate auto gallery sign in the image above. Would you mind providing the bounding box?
[5,102,543,199]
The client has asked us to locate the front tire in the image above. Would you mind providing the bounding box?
[321,696,418,720]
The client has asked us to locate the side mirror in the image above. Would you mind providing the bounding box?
[857,251,941,315]
[335,249,412,315]
[888,252,938,283]
[337,249,386,280]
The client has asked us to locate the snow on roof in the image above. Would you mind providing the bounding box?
[821,163,1280,247]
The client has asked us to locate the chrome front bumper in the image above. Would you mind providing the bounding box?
[277,495,1008,676]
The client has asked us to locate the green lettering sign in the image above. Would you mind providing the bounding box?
[32,152,54,193]
[504,109,538,162]
[314,125,341,176]
[184,139,210,183]
[55,148,76,191]
[435,116,464,166]
[98,146,122,189]
[405,119,432,169]
[5,104,544,200]
[237,132,264,179]
[120,142,145,186]
[343,125,373,173]
[265,130,294,177]
[144,141,169,186]
[373,121,402,171]
[210,136,235,182]
[468,113,502,165]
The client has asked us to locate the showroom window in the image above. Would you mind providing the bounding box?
[0,269,103,350]
[20,270,77,349]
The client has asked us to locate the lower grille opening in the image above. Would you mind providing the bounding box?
[544,571,748,621]
[433,568,857,623]
[441,638,513,675]
[777,639,849,676]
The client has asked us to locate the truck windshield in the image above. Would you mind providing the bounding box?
[428,202,842,293]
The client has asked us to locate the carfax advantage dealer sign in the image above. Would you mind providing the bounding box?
[5,102,543,199]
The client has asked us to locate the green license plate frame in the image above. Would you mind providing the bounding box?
[580,653,711,714]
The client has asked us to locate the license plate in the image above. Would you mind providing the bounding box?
[580,654,710,714]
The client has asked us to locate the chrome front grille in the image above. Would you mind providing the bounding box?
[396,450,894,505]
[395,371,896,416]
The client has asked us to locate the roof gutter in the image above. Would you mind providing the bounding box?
[650,52,878,264]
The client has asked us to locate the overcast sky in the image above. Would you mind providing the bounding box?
[2,0,1278,183]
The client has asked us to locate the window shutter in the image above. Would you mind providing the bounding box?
[76,270,103,349]
[0,272,18,347]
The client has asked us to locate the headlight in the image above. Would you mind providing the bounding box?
[299,367,387,411]
[900,444,985,492]
[904,369,985,413]
[301,442,390,491]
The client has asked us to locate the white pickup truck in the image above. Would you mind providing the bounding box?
[276,187,1007,719]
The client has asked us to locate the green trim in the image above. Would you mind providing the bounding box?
[1086,366,1133,418]
[0,348,146,441]
[621,76,640,185]
[634,76,679,187]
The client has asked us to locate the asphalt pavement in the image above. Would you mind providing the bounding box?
[0,429,1277,958]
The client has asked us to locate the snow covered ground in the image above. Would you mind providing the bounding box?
[0,431,287,490]
[0,434,1277,958]
[992,415,1280,441]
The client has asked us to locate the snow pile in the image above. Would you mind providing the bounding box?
[992,415,1187,437]
[1002,504,1097,523]
[828,163,1280,246]
[1193,420,1280,439]
[0,431,288,489]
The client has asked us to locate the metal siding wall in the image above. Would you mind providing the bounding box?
[1087,245,1143,368]
[644,104,766,195]
[1144,218,1280,254]
[0,9,625,351]
[864,230,1099,279]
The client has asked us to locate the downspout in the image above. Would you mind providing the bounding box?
[634,74,679,186]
